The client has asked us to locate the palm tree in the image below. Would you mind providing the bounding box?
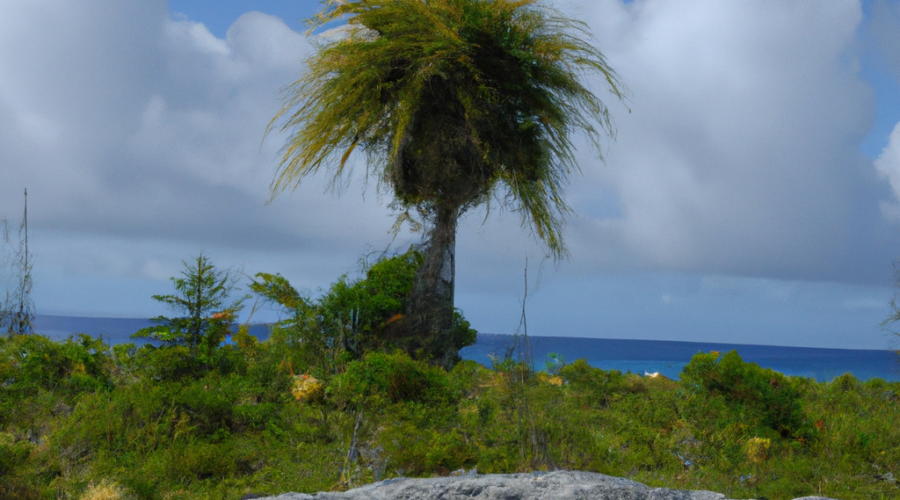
[267,0,625,367]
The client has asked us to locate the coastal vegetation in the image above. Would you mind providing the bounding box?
[131,253,248,372]
[2,2,898,499]
[1,252,899,500]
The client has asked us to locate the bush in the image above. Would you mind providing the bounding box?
[10,250,900,500]
[0,436,32,477]
[0,333,113,428]
[680,350,809,438]
[333,351,454,408]
[116,344,201,382]
[559,359,629,407]
[2,332,900,500]
[253,247,476,373]
[79,480,131,500]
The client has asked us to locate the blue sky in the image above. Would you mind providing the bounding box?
[2,0,900,350]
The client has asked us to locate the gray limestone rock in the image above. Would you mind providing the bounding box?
[253,470,841,500]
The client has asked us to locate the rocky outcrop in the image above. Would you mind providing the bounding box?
[253,470,840,500]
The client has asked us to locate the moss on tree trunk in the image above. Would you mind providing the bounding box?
[405,203,458,368]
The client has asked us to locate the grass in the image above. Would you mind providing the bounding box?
[1,332,898,500]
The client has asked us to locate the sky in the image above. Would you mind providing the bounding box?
[2,0,900,350]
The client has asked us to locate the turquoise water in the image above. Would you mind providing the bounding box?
[34,316,900,382]
[460,333,900,382]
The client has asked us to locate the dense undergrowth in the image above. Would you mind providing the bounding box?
[1,249,898,500]
[1,332,899,500]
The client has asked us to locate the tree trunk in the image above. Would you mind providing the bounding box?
[404,202,458,368]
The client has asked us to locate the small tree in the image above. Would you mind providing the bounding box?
[133,253,247,365]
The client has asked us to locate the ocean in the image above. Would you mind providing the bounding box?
[33,315,271,347]
[460,333,900,382]
[32,315,900,382]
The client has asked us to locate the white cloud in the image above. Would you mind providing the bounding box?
[0,1,411,311]
[0,3,401,249]
[0,0,898,346]
[563,0,892,283]
[875,122,900,218]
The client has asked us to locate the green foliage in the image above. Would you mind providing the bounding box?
[316,249,423,357]
[252,247,476,373]
[450,311,478,359]
[332,351,454,408]
[248,273,329,376]
[133,253,247,370]
[268,0,625,257]
[116,344,197,382]
[681,350,809,439]
[559,358,630,407]
[0,333,113,409]
[3,256,899,500]
[2,329,900,500]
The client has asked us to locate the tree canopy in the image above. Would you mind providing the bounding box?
[267,0,625,256]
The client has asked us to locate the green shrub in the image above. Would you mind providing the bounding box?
[0,437,32,477]
[164,439,262,481]
[559,359,629,407]
[118,345,199,382]
[830,372,860,392]
[6,251,900,500]
[333,351,454,408]
[448,360,492,397]
[680,350,809,438]
[379,423,475,475]
[0,333,113,395]
[253,247,476,372]
[0,334,114,437]
[3,333,900,500]
[172,379,236,438]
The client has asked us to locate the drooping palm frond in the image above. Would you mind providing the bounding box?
[267,0,626,256]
